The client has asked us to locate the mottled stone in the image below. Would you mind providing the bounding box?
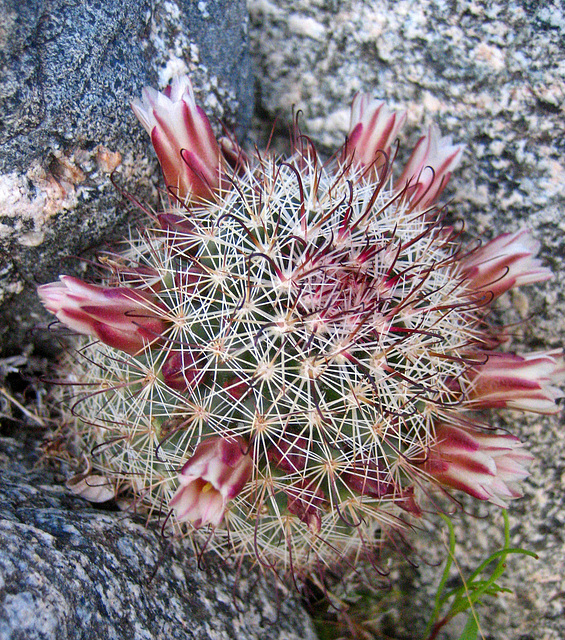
[0,0,253,356]
[0,437,318,640]
[248,2,565,639]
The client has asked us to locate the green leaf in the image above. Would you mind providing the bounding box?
[423,510,538,639]
[457,613,479,640]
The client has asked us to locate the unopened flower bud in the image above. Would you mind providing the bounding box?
[267,435,309,473]
[393,485,422,517]
[132,76,222,202]
[460,230,552,300]
[174,265,204,294]
[286,480,326,534]
[341,457,392,498]
[466,350,564,414]
[344,94,406,173]
[170,437,253,528]
[162,349,205,392]
[38,276,166,354]
[219,135,249,174]
[422,423,533,507]
[396,124,464,208]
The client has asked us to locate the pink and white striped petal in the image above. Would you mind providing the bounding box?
[344,94,406,172]
[423,423,533,507]
[460,230,552,299]
[132,76,221,202]
[466,350,564,414]
[396,124,464,208]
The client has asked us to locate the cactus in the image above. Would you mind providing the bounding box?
[39,76,564,581]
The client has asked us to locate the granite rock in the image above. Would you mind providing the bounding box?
[0,436,318,640]
[0,0,253,356]
[248,2,565,638]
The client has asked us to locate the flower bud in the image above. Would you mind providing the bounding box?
[222,375,251,401]
[162,349,205,392]
[219,135,249,175]
[38,276,166,354]
[344,94,406,172]
[422,423,533,507]
[393,485,422,517]
[341,457,392,498]
[286,480,326,534]
[267,435,309,473]
[460,230,552,300]
[174,265,204,294]
[170,437,253,528]
[466,350,564,414]
[132,76,221,202]
[396,124,464,208]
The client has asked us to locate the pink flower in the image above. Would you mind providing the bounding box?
[38,276,165,354]
[460,230,552,300]
[131,76,221,202]
[466,350,565,414]
[344,94,406,171]
[396,123,464,208]
[170,437,253,528]
[423,423,533,507]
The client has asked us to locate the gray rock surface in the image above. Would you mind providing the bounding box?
[0,436,318,640]
[0,0,253,356]
[248,1,565,639]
